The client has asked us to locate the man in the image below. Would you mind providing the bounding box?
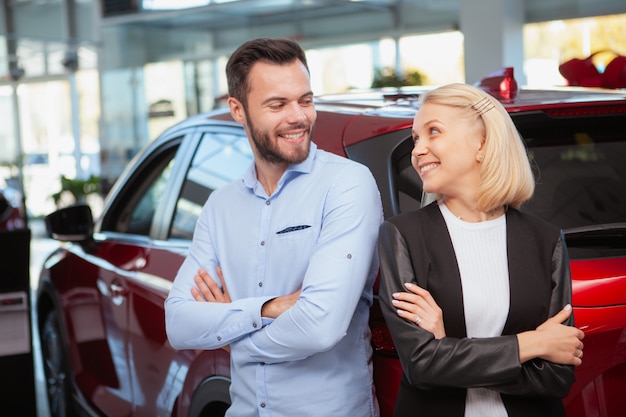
[165,37,382,417]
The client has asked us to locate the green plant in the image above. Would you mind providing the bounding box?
[51,175,101,207]
[371,66,425,88]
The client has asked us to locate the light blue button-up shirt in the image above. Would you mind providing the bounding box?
[165,142,383,417]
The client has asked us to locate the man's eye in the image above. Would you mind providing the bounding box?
[412,137,419,144]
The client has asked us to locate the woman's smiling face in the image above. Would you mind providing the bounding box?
[411,102,485,197]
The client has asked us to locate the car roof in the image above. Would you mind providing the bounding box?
[159,71,626,156]
[314,85,626,112]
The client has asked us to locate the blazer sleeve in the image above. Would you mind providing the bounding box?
[490,231,576,398]
[378,220,522,390]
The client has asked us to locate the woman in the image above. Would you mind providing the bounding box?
[378,83,585,417]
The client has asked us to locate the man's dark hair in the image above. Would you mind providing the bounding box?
[226,38,309,109]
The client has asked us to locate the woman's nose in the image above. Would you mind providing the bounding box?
[412,140,427,158]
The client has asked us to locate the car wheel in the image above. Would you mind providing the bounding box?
[41,310,75,417]
[189,376,231,417]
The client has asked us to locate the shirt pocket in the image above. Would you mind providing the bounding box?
[274,224,315,242]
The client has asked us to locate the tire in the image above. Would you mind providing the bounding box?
[41,310,76,417]
[189,376,231,417]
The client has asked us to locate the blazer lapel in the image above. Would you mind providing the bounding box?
[421,204,468,338]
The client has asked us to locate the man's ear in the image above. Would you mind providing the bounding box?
[228,97,246,125]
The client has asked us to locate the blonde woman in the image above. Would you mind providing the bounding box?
[379,83,584,417]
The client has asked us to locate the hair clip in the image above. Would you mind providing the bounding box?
[471,97,495,116]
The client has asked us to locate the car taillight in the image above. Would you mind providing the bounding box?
[476,67,519,100]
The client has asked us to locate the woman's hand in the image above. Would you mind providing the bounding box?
[392,282,446,339]
[517,304,585,366]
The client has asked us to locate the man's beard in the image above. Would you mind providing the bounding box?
[247,114,312,165]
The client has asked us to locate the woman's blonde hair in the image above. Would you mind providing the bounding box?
[419,83,535,211]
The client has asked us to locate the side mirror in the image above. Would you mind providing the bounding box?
[45,204,94,242]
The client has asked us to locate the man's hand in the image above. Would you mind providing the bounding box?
[191,267,231,303]
[261,290,301,319]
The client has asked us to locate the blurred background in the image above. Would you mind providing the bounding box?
[0,0,625,222]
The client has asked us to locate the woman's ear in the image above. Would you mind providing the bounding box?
[476,137,485,162]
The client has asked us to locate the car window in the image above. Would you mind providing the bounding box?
[101,139,180,235]
[518,114,626,259]
[517,114,626,230]
[170,129,252,239]
[126,158,175,235]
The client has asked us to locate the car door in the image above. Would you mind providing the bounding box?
[83,129,189,416]
[123,125,252,417]
[62,144,181,417]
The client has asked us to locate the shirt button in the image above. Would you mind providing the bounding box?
[217,336,222,341]
[260,362,266,366]
[258,282,263,287]
[252,322,258,328]
[260,403,266,408]
[261,241,265,246]
[347,253,352,259]
[266,200,271,205]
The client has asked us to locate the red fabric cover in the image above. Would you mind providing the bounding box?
[559,51,626,89]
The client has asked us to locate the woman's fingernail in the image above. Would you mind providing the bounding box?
[404,282,414,288]
[564,304,572,311]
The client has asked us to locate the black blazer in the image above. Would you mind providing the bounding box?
[378,202,575,417]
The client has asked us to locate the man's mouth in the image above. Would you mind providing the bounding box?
[279,129,308,142]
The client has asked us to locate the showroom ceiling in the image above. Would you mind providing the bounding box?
[101,0,626,52]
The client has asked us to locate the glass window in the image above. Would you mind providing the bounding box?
[170,129,252,239]
[125,157,175,235]
[101,140,179,235]
[517,115,626,231]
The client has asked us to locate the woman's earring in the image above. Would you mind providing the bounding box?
[477,154,484,162]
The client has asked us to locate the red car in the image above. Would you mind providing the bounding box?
[37,70,626,417]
